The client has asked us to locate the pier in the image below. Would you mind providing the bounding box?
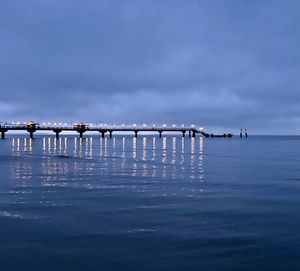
[0,122,232,139]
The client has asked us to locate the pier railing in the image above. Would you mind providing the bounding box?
[0,122,231,139]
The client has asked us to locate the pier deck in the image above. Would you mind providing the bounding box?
[0,122,232,139]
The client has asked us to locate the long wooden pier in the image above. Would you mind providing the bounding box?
[0,122,232,139]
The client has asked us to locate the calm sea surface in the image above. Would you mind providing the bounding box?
[0,135,299,270]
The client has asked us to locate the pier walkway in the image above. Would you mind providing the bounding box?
[0,122,232,139]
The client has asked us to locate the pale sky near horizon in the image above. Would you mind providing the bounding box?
[0,0,299,134]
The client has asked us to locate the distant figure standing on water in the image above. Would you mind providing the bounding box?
[240,128,243,138]
[245,128,248,138]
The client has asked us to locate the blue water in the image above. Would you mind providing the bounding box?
[0,135,299,270]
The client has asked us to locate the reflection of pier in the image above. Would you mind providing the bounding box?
[9,136,205,195]
[0,122,214,139]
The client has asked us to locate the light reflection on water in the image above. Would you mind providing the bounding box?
[8,136,205,196]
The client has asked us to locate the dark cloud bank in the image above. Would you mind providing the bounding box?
[0,0,299,134]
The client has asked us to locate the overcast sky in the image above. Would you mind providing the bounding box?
[0,0,299,134]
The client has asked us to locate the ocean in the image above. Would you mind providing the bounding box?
[0,135,299,270]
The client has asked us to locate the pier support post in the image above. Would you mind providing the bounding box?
[100,130,106,138]
[134,130,138,138]
[158,130,162,138]
[192,131,196,138]
[0,128,8,139]
[188,131,191,138]
[182,130,186,138]
[109,130,113,138]
[28,130,35,139]
[53,129,62,139]
[76,129,85,138]
[27,129,36,139]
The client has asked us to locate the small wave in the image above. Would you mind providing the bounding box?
[0,210,41,219]
[126,228,157,234]
[54,155,84,160]
[0,211,26,219]
[56,155,72,159]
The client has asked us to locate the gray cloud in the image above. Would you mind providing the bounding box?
[0,0,299,134]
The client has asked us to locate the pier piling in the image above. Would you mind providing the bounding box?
[0,128,8,139]
[53,129,62,139]
[100,130,106,138]
[28,130,35,139]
